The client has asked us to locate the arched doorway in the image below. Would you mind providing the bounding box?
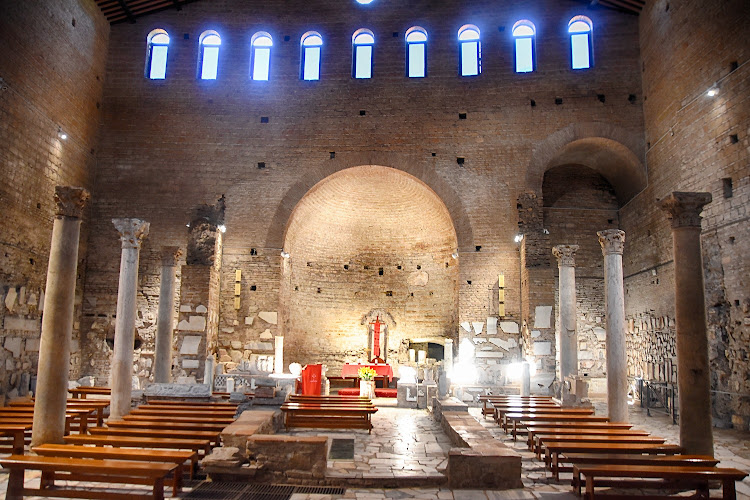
[279,165,459,375]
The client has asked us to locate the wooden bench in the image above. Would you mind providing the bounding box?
[122,414,235,424]
[479,395,558,418]
[0,409,93,434]
[504,412,608,439]
[543,441,683,480]
[0,454,176,500]
[527,427,651,450]
[143,400,237,407]
[280,403,378,433]
[130,408,237,418]
[65,433,212,456]
[574,463,748,499]
[68,386,111,399]
[525,423,635,447]
[0,424,30,455]
[88,426,221,447]
[33,443,197,495]
[564,454,719,492]
[104,419,228,432]
[534,434,665,460]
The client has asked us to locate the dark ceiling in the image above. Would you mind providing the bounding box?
[95,0,645,25]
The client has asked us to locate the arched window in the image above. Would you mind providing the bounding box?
[512,21,535,73]
[301,32,323,81]
[405,27,427,78]
[251,32,273,81]
[199,31,221,80]
[568,16,593,70]
[458,25,481,76]
[146,29,169,79]
[352,29,374,79]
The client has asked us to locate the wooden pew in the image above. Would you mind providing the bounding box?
[543,441,683,480]
[64,433,212,456]
[479,395,558,418]
[565,453,719,492]
[122,414,235,425]
[143,400,237,408]
[68,386,111,399]
[130,408,237,418]
[0,409,93,434]
[9,400,110,427]
[527,427,650,450]
[104,419,228,433]
[503,412,608,439]
[524,423,634,447]
[280,402,378,433]
[33,443,197,495]
[574,463,748,499]
[0,454,176,500]
[0,425,30,455]
[88,426,221,447]
[534,434,666,460]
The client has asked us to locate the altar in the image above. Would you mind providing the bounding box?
[341,363,394,382]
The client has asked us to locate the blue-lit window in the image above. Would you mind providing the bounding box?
[146,29,169,79]
[251,32,273,81]
[568,16,593,70]
[512,21,535,73]
[458,25,481,76]
[352,30,374,79]
[405,27,427,78]
[199,31,221,80]
[301,32,323,81]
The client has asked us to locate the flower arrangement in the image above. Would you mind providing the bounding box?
[358,367,377,381]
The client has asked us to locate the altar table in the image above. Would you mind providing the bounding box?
[341,363,394,381]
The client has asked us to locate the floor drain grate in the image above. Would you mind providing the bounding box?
[184,481,250,499]
[293,486,346,495]
[236,484,295,500]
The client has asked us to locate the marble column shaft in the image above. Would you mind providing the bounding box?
[153,247,181,383]
[661,192,714,456]
[32,187,90,446]
[109,218,150,420]
[598,229,629,423]
[553,245,579,385]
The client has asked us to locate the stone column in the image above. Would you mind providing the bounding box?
[521,362,531,396]
[109,218,150,420]
[274,336,284,374]
[598,229,629,423]
[153,246,182,383]
[444,339,454,373]
[552,245,579,402]
[31,187,90,446]
[661,192,714,456]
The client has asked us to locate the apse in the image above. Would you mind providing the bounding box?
[280,165,459,372]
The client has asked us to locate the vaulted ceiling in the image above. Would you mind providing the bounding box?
[95,0,645,25]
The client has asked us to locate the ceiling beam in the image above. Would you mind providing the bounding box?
[115,0,137,23]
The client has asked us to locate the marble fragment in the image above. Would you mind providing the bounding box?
[196,305,208,313]
[499,321,519,334]
[533,341,551,355]
[177,315,206,331]
[486,316,498,335]
[180,336,202,355]
[471,322,484,335]
[534,305,552,328]
[460,321,472,333]
[5,288,17,312]
[258,311,278,324]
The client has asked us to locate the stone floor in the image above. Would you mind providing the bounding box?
[1,397,749,499]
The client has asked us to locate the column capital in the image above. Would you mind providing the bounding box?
[54,186,90,218]
[660,192,712,228]
[552,245,579,267]
[113,219,150,249]
[598,229,626,255]
[160,246,182,267]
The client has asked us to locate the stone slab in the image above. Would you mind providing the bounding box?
[533,341,552,355]
[220,410,280,449]
[460,322,472,333]
[258,311,277,324]
[182,359,200,368]
[534,306,552,329]
[180,335,202,355]
[144,383,210,399]
[475,351,504,358]
[486,317,498,335]
[246,434,327,480]
[177,316,206,332]
[499,321,519,334]
[3,337,23,358]
[3,317,40,333]
[471,322,484,335]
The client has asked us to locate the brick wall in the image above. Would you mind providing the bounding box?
[0,0,109,401]
[624,0,750,427]
[78,0,644,388]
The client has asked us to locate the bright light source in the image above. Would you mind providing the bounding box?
[356,0,374,4]
[57,128,67,140]
[218,225,226,233]
[514,234,523,243]
[398,366,417,384]
[707,87,719,97]
[451,251,459,259]
[280,250,290,259]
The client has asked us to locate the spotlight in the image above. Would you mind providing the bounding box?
[451,251,458,259]
[280,251,290,259]
[707,86,719,97]
[57,127,67,140]
[218,224,226,233]
[514,234,524,243]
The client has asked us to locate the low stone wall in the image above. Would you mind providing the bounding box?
[246,435,328,481]
[220,409,281,449]
[439,409,522,489]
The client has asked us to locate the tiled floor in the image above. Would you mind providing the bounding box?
[1,398,749,499]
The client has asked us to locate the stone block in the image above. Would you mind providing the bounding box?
[471,321,484,334]
[196,305,208,313]
[3,317,40,333]
[486,316,497,334]
[259,329,272,340]
[447,447,522,489]
[257,311,277,324]
[25,338,40,352]
[177,316,206,332]
[180,336,202,354]
[220,410,279,449]
[5,288,18,312]
[534,306,552,328]
[246,434,327,479]
[182,359,200,368]
[145,383,209,399]
[533,341,551,355]
[3,337,23,358]
[460,322,471,333]
[499,321,519,334]
[397,383,419,408]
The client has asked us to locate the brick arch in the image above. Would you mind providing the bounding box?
[264,163,474,250]
[526,122,646,204]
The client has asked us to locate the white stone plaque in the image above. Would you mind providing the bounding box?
[180,336,202,355]
[499,321,519,334]
[258,311,278,324]
[472,322,484,335]
[486,317,498,335]
[182,359,200,369]
[177,316,206,332]
[460,322,472,333]
[533,341,552,355]
[534,306,553,329]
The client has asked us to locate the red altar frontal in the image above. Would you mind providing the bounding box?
[341,363,394,381]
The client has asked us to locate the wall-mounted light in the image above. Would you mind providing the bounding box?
[451,251,458,259]
[218,224,226,233]
[706,85,719,97]
[542,228,549,234]
[185,223,190,228]
[57,127,67,140]
[514,234,524,243]
[280,250,290,259]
